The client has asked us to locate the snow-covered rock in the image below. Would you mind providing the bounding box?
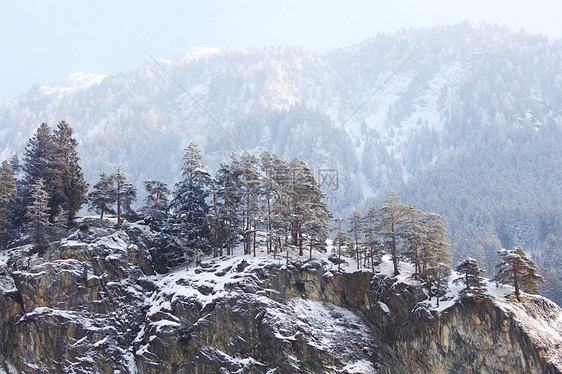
[0,221,560,373]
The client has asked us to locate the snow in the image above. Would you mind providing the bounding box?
[40,72,106,96]
[487,281,562,368]
[338,359,377,373]
[377,301,391,314]
[182,47,223,61]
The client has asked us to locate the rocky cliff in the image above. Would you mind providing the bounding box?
[0,220,560,373]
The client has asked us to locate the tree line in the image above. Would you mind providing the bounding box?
[0,122,545,303]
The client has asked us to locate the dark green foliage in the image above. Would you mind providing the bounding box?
[141,180,170,232]
[26,179,50,254]
[494,246,544,301]
[454,258,489,301]
[21,121,87,224]
[49,120,89,221]
[165,143,212,264]
[0,161,17,248]
[87,173,116,220]
[214,159,244,256]
[110,165,137,229]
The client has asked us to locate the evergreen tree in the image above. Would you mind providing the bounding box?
[494,246,544,301]
[9,154,20,178]
[0,161,17,248]
[53,206,69,242]
[142,180,170,232]
[290,158,331,257]
[349,210,363,269]
[87,173,116,220]
[422,213,452,274]
[427,262,450,306]
[22,123,53,211]
[49,120,89,222]
[26,179,50,254]
[364,206,383,272]
[377,191,407,276]
[215,158,244,256]
[259,151,276,255]
[269,154,292,256]
[332,217,353,272]
[421,213,452,301]
[182,142,204,180]
[168,143,212,261]
[400,205,425,279]
[110,165,137,229]
[238,152,261,256]
[454,257,489,300]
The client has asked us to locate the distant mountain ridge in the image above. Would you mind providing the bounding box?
[1,22,561,301]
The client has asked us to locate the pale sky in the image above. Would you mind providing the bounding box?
[1,0,561,103]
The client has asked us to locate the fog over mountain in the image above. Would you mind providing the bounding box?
[1,22,561,302]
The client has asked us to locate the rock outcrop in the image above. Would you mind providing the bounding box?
[0,222,560,373]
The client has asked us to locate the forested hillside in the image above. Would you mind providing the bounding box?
[0,22,560,303]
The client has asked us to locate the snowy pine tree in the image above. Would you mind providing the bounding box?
[22,123,53,215]
[0,161,17,248]
[141,180,170,232]
[364,206,383,272]
[238,152,261,256]
[290,158,331,257]
[215,158,244,256]
[26,179,50,254]
[377,191,407,276]
[400,205,426,279]
[110,165,137,229]
[167,143,212,262]
[454,258,489,301]
[87,173,116,221]
[49,120,89,222]
[494,246,544,301]
[349,210,363,269]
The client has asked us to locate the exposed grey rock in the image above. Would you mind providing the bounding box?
[0,223,560,373]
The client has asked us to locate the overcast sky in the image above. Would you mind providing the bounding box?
[1,0,561,103]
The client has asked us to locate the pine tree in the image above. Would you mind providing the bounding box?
[428,262,450,307]
[421,213,452,301]
[9,154,20,178]
[142,180,170,232]
[400,205,426,279]
[26,179,50,254]
[238,152,261,256]
[454,258,489,301]
[87,173,116,221]
[215,158,244,256]
[168,143,212,261]
[269,154,292,256]
[422,213,452,275]
[349,210,363,269]
[377,191,407,276]
[332,218,353,272]
[110,165,137,229]
[49,120,89,222]
[364,206,383,272]
[259,151,276,255]
[494,246,544,301]
[290,158,331,257]
[22,123,53,213]
[0,161,17,248]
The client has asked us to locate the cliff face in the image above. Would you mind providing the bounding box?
[0,222,560,373]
